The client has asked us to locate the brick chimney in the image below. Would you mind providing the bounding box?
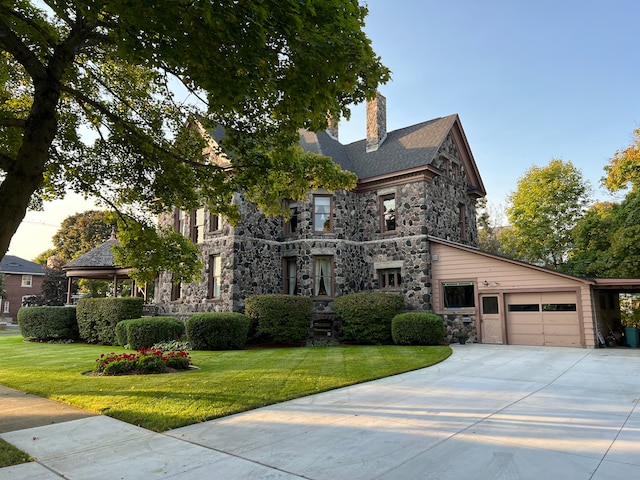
[366,91,387,152]
[326,116,339,141]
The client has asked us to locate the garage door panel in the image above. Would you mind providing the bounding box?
[508,332,544,346]
[506,292,580,347]
[543,315,579,327]
[508,323,543,335]
[544,335,581,347]
[544,324,579,336]
[540,292,576,303]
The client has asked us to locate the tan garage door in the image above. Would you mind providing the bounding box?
[506,292,581,347]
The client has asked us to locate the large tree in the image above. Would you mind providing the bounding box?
[51,210,112,261]
[0,1,389,277]
[565,189,640,279]
[505,159,591,269]
[603,128,640,192]
[564,129,640,278]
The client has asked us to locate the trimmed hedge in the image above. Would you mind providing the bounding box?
[115,319,130,347]
[185,313,250,350]
[115,316,185,350]
[392,312,445,345]
[77,297,144,345]
[334,292,405,344]
[245,294,313,345]
[17,306,79,341]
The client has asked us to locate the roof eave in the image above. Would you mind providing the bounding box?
[355,165,440,192]
[428,236,595,285]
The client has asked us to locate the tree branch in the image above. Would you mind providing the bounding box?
[61,84,224,172]
[0,152,14,171]
[2,4,58,48]
[0,117,27,128]
[0,11,46,81]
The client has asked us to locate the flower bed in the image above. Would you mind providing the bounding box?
[94,347,192,375]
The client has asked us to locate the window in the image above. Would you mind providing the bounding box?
[459,203,467,241]
[209,212,219,232]
[443,282,475,308]
[380,194,396,232]
[283,258,298,294]
[21,275,32,287]
[3,301,9,313]
[170,275,181,301]
[313,195,332,232]
[314,257,333,297]
[542,303,577,312]
[508,304,540,312]
[208,255,221,298]
[173,209,187,236]
[378,269,401,289]
[190,209,206,243]
[482,296,499,315]
[284,200,299,235]
[441,156,450,177]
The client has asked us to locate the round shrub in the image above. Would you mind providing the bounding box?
[392,312,445,345]
[135,353,168,374]
[185,313,250,350]
[244,295,313,345]
[334,292,405,344]
[17,306,79,341]
[115,319,132,346]
[116,317,184,350]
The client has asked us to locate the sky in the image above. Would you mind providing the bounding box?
[7,0,640,261]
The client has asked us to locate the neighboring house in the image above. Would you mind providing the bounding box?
[155,92,486,320]
[0,255,45,323]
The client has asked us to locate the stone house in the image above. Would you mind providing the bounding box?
[155,92,487,323]
[0,255,45,323]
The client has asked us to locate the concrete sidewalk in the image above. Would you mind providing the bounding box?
[1,345,639,479]
[0,385,96,434]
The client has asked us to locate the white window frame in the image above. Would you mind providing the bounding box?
[313,195,332,232]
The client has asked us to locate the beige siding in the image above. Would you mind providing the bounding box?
[431,242,597,348]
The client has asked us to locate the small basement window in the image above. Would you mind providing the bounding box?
[443,282,475,309]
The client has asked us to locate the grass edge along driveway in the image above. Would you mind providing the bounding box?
[0,334,451,432]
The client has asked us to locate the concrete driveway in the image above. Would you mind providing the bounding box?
[2,344,639,479]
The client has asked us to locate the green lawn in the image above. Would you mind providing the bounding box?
[0,438,34,468]
[0,333,450,434]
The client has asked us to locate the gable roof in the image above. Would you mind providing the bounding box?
[208,110,486,197]
[429,236,640,291]
[299,114,486,197]
[0,255,44,276]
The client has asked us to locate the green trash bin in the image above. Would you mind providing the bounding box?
[625,327,639,348]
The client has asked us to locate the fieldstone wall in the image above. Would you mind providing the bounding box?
[154,133,480,319]
[441,313,478,344]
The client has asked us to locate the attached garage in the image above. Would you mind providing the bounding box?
[505,292,581,347]
[429,236,640,349]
